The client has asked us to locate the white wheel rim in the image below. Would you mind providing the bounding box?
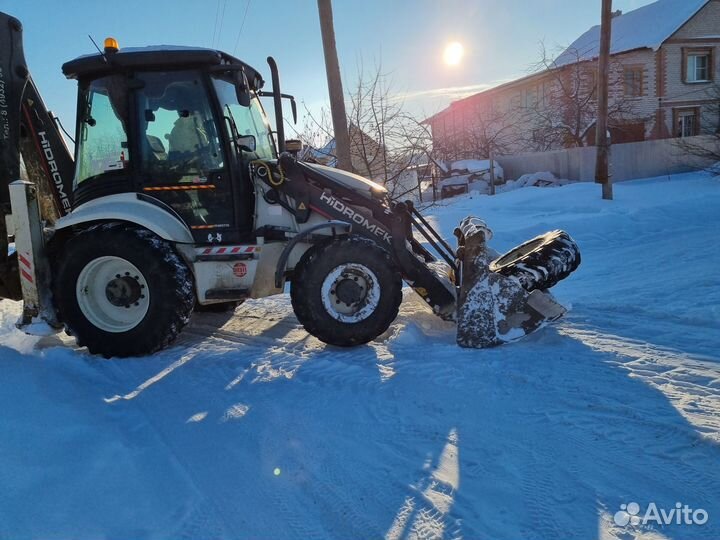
[75,256,150,333]
[321,263,381,323]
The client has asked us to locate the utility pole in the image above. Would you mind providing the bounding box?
[595,0,613,200]
[317,0,352,172]
[489,151,496,196]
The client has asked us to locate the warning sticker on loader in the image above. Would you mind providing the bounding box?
[233,262,247,278]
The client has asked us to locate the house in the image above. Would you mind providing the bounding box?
[425,0,720,159]
[301,123,388,181]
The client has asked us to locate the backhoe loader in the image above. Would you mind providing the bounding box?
[0,12,580,357]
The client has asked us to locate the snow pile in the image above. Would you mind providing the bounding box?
[439,158,504,182]
[440,168,573,199]
[706,160,720,176]
[438,159,504,197]
[1,171,719,538]
[499,171,571,192]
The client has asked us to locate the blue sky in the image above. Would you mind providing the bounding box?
[1,0,655,137]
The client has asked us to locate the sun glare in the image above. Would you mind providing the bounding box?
[443,41,464,66]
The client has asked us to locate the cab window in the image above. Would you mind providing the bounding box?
[75,75,130,186]
[213,77,276,160]
[136,70,224,182]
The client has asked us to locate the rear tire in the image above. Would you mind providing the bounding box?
[489,230,580,291]
[290,235,403,347]
[53,224,195,357]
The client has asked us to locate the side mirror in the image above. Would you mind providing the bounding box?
[237,134,256,153]
[289,97,297,124]
[234,69,251,107]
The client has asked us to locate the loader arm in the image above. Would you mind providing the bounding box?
[0,11,74,299]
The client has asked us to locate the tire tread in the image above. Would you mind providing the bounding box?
[490,230,581,291]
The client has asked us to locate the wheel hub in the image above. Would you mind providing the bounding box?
[321,263,381,323]
[105,275,143,307]
[334,276,364,305]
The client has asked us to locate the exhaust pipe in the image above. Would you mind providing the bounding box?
[266,56,285,154]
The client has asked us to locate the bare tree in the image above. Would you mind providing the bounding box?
[294,105,335,159]
[524,43,642,150]
[297,61,441,202]
[432,102,523,162]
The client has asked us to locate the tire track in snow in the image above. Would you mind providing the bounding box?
[558,323,720,442]
[102,349,238,539]
[553,324,720,509]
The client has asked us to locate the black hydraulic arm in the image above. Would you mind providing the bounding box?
[0,11,75,299]
[0,11,74,219]
[0,12,27,210]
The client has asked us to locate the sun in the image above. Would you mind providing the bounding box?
[443,41,464,66]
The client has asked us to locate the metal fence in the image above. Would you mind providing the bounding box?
[496,135,717,182]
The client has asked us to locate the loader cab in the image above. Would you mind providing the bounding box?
[62,45,275,244]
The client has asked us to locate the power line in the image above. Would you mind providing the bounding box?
[233,0,252,56]
[216,0,228,49]
[211,0,221,48]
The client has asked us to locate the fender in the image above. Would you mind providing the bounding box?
[274,220,351,288]
[53,193,194,243]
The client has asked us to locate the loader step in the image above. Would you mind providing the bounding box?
[204,288,250,301]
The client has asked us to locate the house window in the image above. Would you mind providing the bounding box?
[688,54,710,82]
[623,67,643,97]
[683,48,713,83]
[674,108,700,137]
[587,70,597,97]
[526,85,539,108]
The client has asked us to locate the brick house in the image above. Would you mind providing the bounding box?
[426,0,720,159]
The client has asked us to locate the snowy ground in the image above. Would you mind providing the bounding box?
[1,172,719,540]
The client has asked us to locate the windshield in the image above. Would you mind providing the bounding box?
[212,77,276,160]
[75,75,130,186]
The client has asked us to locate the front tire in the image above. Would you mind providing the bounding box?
[54,224,195,357]
[290,235,403,347]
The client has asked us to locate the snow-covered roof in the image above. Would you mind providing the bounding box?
[301,140,337,166]
[555,0,709,66]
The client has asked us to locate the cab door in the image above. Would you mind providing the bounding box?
[211,76,277,236]
[133,69,239,244]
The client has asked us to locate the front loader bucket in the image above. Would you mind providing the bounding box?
[454,217,567,348]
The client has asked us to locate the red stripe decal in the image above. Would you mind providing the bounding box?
[18,253,32,269]
[245,246,254,253]
[231,247,240,253]
[21,269,33,283]
[217,248,227,254]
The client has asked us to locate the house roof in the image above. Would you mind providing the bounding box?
[302,138,337,166]
[555,0,709,66]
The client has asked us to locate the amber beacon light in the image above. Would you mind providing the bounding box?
[103,37,119,53]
